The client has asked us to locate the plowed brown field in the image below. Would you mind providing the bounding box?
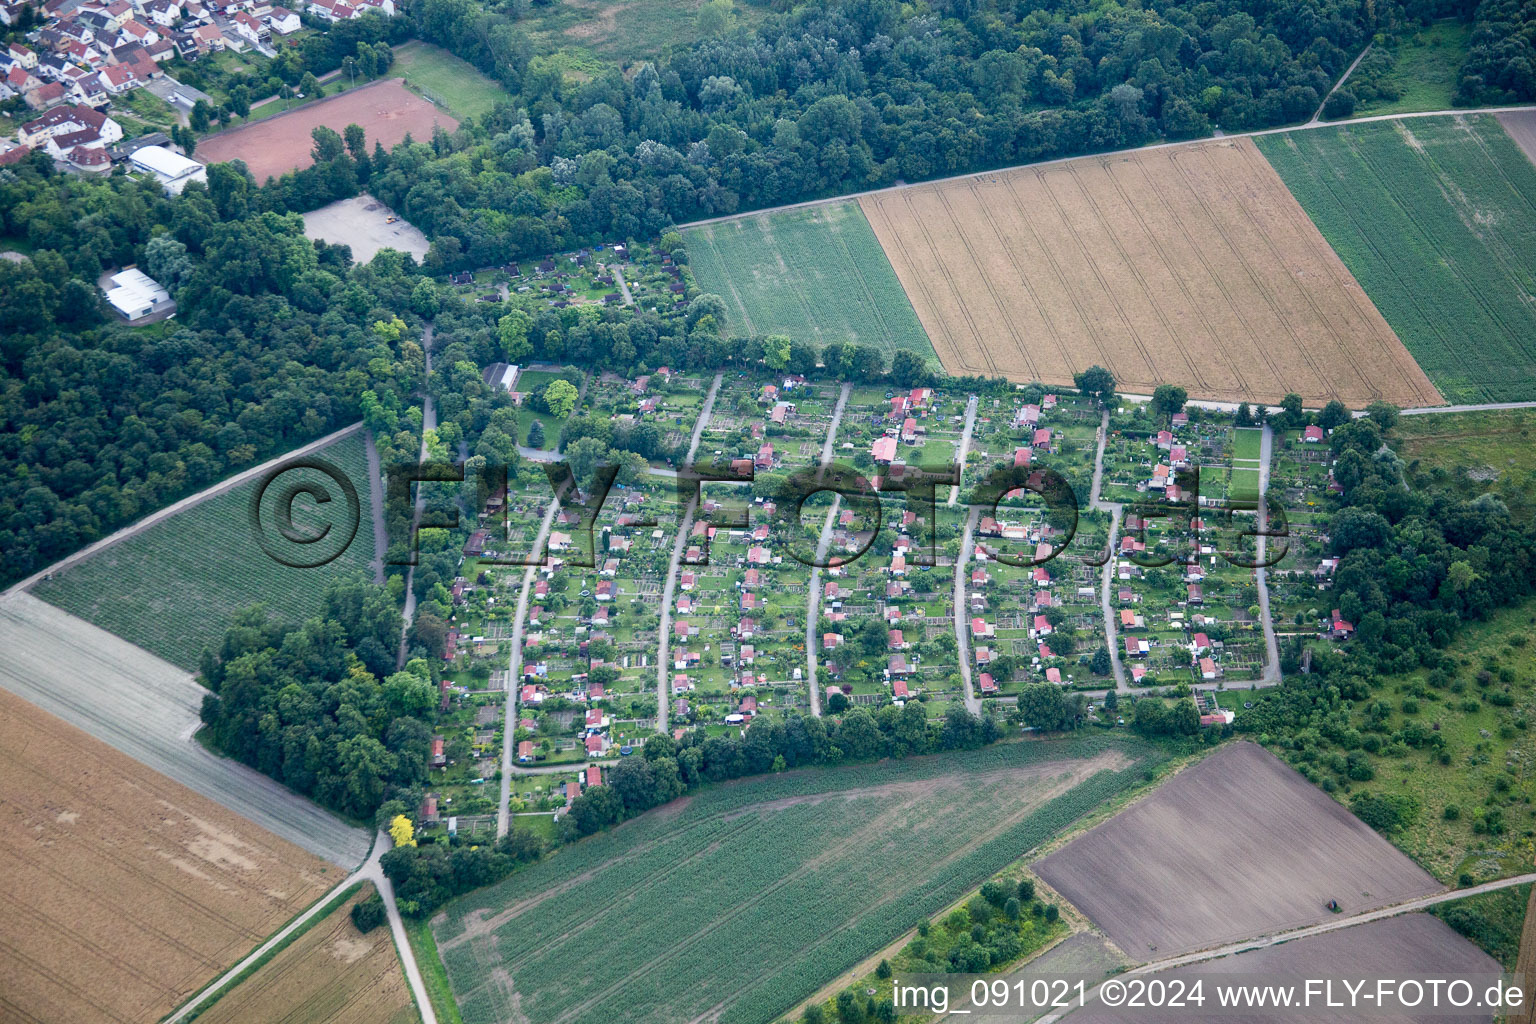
[0,689,334,1024]
[860,138,1443,408]
[196,885,418,1024]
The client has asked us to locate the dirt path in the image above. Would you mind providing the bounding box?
[948,394,977,506]
[498,495,564,838]
[165,830,438,1024]
[1310,43,1373,123]
[1254,424,1282,683]
[1038,870,1536,1022]
[397,322,436,669]
[952,505,983,713]
[653,373,725,734]
[1086,410,1128,691]
[804,382,852,718]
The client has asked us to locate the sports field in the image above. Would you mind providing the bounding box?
[0,687,334,1024]
[390,41,510,122]
[684,200,939,366]
[860,139,1440,408]
[32,432,377,669]
[1258,116,1536,404]
[198,79,458,183]
[434,736,1159,1024]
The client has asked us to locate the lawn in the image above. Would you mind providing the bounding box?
[515,0,768,66]
[684,200,939,367]
[1351,22,1474,118]
[1393,408,1536,521]
[1259,116,1536,403]
[432,735,1160,1024]
[32,432,377,669]
[390,42,511,122]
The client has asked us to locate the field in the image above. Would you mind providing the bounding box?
[433,736,1161,1024]
[33,431,376,670]
[195,885,418,1024]
[390,42,511,122]
[861,139,1441,408]
[1231,426,1263,502]
[197,79,458,183]
[0,687,334,1024]
[1258,116,1536,404]
[1350,22,1474,118]
[1074,914,1499,1022]
[0,593,371,866]
[1035,742,1441,958]
[303,194,430,263]
[1394,408,1536,520]
[684,200,939,366]
[1499,109,1536,165]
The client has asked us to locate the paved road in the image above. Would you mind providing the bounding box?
[397,323,436,669]
[1087,411,1128,691]
[952,505,983,714]
[1398,400,1536,416]
[4,422,365,599]
[613,265,635,305]
[0,593,371,868]
[678,104,1536,232]
[1037,870,1536,1022]
[166,830,438,1024]
[1254,424,1282,684]
[803,383,852,718]
[498,495,562,838]
[948,395,978,507]
[652,373,725,734]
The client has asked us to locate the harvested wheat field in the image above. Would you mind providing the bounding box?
[860,138,1443,408]
[1034,742,1442,959]
[198,79,457,184]
[0,688,335,1024]
[196,884,418,1024]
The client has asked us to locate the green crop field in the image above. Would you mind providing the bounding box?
[390,42,511,122]
[684,201,939,366]
[33,433,377,669]
[432,735,1159,1024]
[1258,116,1536,404]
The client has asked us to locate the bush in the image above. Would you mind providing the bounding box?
[1323,89,1357,119]
[1444,804,1461,820]
[350,892,386,933]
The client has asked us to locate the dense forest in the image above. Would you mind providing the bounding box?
[0,161,421,589]
[281,0,1480,269]
[1458,0,1536,103]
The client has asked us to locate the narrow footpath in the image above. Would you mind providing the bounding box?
[804,383,853,718]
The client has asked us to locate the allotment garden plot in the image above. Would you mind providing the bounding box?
[1258,115,1536,404]
[860,139,1441,409]
[0,688,335,1024]
[1035,742,1441,958]
[32,432,377,669]
[684,201,938,366]
[433,736,1158,1024]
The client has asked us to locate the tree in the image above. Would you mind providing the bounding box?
[1073,365,1116,405]
[300,71,322,97]
[144,236,193,291]
[763,333,792,370]
[1323,89,1357,119]
[875,959,891,980]
[1151,384,1187,417]
[1365,401,1399,431]
[351,893,386,932]
[390,813,416,848]
[1317,399,1349,431]
[889,350,928,387]
[827,691,850,713]
[498,309,533,362]
[527,420,546,448]
[696,0,735,36]
[1090,645,1111,676]
[190,99,211,132]
[545,379,579,418]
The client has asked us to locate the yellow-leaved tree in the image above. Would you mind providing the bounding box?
[389,814,416,848]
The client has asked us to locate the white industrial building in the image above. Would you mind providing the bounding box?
[103,268,173,320]
[128,145,206,194]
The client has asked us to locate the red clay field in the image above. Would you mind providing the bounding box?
[860,138,1443,408]
[0,688,335,1023]
[1033,742,1442,958]
[197,79,458,183]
